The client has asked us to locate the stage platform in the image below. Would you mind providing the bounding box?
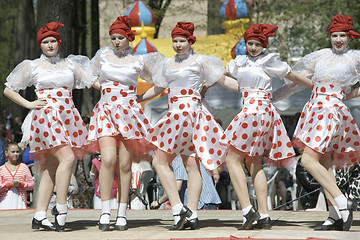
[0,209,358,240]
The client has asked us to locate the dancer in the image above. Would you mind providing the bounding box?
[139,21,239,230]
[283,14,360,231]
[220,23,313,230]
[4,22,93,231]
[0,141,34,209]
[87,16,161,231]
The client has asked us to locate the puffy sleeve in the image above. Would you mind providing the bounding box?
[226,59,238,79]
[140,52,165,83]
[67,55,94,89]
[151,57,170,88]
[5,60,33,92]
[262,53,291,79]
[199,55,225,86]
[90,47,107,81]
[271,52,319,103]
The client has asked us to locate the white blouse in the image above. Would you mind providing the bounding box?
[5,54,93,92]
[90,47,162,88]
[226,53,291,92]
[152,50,225,91]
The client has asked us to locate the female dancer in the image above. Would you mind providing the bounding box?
[87,16,160,231]
[4,22,93,231]
[220,23,313,230]
[139,22,239,230]
[289,14,360,231]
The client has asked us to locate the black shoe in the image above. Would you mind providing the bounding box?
[238,207,260,230]
[51,206,66,232]
[184,218,199,230]
[314,218,343,231]
[340,199,355,231]
[31,218,56,231]
[98,213,110,231]
[167,206,192,231]
[114,216,128,231]
[253,217,271,230]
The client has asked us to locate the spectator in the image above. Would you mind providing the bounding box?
[0,141,34,209]
[12,117,23,143]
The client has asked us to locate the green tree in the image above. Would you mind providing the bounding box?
[252,0,360,63]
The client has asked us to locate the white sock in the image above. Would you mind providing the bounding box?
[334,195,349,222]
[56,203,67,226]
[116,203,127,226]
[323,206,341,225]
[259,213,269,220]
[34,211,53,226]
[242,205,253,223]
[188,210,197,220]
[172,203,183,224]
[100,200,111,224]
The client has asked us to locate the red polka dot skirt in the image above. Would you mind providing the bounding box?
[293,83,360,167]
[146,88,226,170]
[28,88,89,160]
[220,88,295,163]
[88,85,153,155]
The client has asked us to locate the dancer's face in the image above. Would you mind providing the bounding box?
[246,39,263,57]
[331,31,350,52]
[5,145,20,165]
[40,36,59,58]
[111,34,130,52]
[172,37,191,56]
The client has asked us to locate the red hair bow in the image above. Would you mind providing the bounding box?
[244,23,278,48]
[36,22,64,47]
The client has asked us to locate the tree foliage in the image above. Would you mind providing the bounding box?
[251,0,360,63]
[147,0,172,38]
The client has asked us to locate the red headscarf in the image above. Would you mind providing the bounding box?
[171,22,196,45]
[36,22,64,47]
[109,16,136,42]
[328,14,360,39]
[244,23,278,48]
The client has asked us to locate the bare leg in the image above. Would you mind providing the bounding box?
[226,146,251,208]
[152,149,179,206]
[115,141,133,228]
[98,136,118,201]
[246,156,268,215]
[301,147,342,199]
[36,156,58,212]
[302,147,352,230]
[98,136,117,228]
[52,145,75,205]
[226,146,260,230]
[182,155,202,214]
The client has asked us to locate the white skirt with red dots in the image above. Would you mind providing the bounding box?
[293,82,360,167]
[220,88,295,166]
[146,88,226,170]
[22,88,90,161]
[87,85,153,155]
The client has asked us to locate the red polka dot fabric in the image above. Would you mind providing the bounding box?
[88,85,153,155]
[28,88,89,159]
[293,83,360,167]
[220,88,295,161]
[146,88,226,170]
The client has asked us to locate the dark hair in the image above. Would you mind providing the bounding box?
[5,140,20,151]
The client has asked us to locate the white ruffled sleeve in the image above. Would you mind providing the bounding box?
[271,52,317,103]
[5,60,33,92]
[151,57,170,88]
[199,55,225,86]
[225,59,238,79]
[262,53,291,79]
[68,55,94,89]
[140,52,165,83]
